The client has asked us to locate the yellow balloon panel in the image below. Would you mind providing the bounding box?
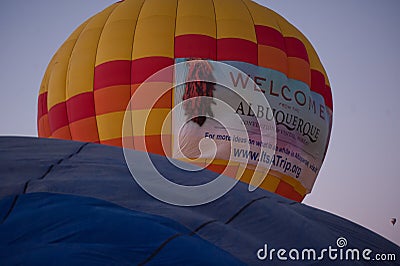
[213,0,257,41]
[95,0,144,65]
[132,0,177,59]
[175,0,216,37]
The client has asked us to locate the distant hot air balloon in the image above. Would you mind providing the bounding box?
[37,0,332,202]
[391,218,397,226]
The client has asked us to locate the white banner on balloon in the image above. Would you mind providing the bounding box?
[173,59,331,192]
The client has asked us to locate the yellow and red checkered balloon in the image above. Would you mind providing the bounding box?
[38,0,332,202]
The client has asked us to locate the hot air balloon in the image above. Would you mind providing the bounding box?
[391,218,397,226]
[37,0,333,202]
[1,136,400,265]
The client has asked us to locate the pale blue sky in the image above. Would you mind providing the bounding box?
[0,1,399,246]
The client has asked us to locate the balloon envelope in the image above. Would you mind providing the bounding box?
[37,0,333,201]
[1,137,399,265]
